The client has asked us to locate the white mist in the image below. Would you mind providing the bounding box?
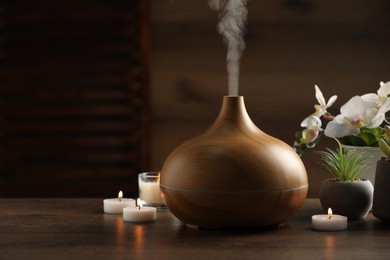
[209,0,248,96]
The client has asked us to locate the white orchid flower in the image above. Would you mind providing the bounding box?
[300,115,322,144]
[313,85,337,117]
[361,81,390,125]
[324,96,367,138]
[379,81,390,102]
[301,114,322,128]
[361,81,390,110]
[296,81,390,155]
[368,98,390,128]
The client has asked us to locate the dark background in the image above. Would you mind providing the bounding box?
[0,0,149,197]
[0,0,389,197]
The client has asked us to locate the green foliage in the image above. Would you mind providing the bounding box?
[379,139,390,158]
[340,127,384,147]
[317,139,368,181]
[379,126,390,158]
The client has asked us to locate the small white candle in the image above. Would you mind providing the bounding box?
[123,198,157,222]
[103,191,135,214]
[138,172,164,206]
[312,208,347,231]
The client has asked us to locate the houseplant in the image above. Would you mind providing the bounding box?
[317,139,373,219]
[373,125,390,221]
[293,82,390,184]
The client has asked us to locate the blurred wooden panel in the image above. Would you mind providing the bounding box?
[0,0,149,197]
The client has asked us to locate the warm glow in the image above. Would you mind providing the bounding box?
[328,208,333,216]
[118,191,123,199]
[134,225,144,257]
[325,235,335,259]
[116,217,125,247]
[136,198,142,208]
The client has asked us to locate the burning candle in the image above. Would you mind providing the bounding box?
[103,191,135,214]
[312,208,347,231]
[123,198,157,222]
[138,172,165,207]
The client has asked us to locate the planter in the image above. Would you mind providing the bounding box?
[373,159,390,222]
[319,178,373,220]
[160,96,308,229]
[342,145,382,185]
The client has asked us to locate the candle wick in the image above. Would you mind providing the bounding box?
[329,215,332,219]
[119,198,121,202]
[138,205,141,210]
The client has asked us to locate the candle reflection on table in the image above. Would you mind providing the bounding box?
[116,217,125,247]
[134,225,144,258]
[325,235,335,260]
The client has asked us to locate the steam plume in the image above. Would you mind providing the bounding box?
[209,0,248,96]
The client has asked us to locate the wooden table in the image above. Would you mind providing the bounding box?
[1,199,390,259]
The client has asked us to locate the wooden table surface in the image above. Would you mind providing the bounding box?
[1,199,390,259]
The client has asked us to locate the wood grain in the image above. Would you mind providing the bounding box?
[161,96,307,228]
[1,198,390,259]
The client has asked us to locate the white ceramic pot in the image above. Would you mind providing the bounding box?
[342,145,383,185]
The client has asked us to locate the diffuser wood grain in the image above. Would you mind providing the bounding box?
[161,96,308,228]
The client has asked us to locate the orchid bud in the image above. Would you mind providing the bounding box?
[379,126,390,158]
[379,139,390,158]
[384,125,390,140]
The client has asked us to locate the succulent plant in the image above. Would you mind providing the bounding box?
[317,138,367,182]
[378,126,390,158]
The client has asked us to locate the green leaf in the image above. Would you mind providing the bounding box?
[341,136,368,146]
[360,127,384,145]
[379,139,390,157]
[357,132,378,146]
[361,127,383,137]
[339,128,384,147]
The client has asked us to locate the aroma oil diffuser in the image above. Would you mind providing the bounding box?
[160,96,308,229]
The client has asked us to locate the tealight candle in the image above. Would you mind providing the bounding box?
[123,198,157,222]
[103,191,136,214]
[312,208,347,231]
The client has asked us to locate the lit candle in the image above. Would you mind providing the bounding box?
[123,198,157,222]
[103,191,136,214]
[138,172,165,207]
[312,208,347,231]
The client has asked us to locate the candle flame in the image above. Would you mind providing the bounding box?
[328,208,333,219]
[118,191,123,199]
[136,198,142,209]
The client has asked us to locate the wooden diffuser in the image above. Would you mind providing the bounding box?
[160,96,308,228]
